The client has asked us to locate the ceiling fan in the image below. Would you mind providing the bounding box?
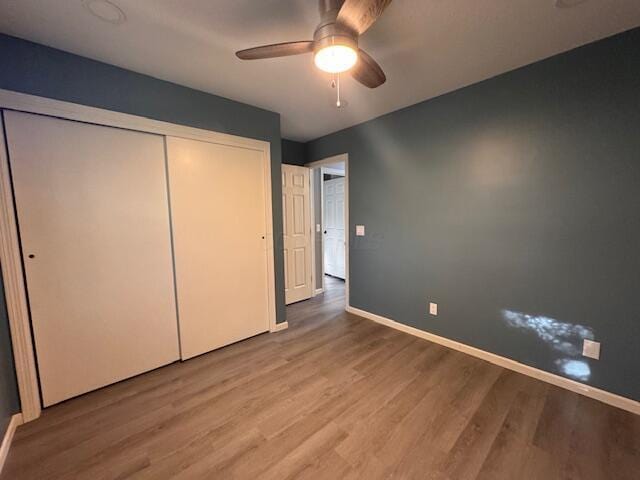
[235,0,392,88]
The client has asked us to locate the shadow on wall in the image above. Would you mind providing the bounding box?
[502,309,593,382]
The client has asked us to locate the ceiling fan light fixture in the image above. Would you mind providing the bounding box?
[235,0,390,88]
[314,45,358,73]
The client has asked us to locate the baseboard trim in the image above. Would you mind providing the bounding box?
[346,305,640,415]
[0,413,23,474]
[271,321,289,333]
[314,288,324,296]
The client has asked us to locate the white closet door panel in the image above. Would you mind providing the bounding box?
[4,111,179,406]
[167,136,269,360]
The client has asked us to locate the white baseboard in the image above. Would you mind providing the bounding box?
[314,288,324,296]
[271,321,289,333]
[0,413,23,474]
[346,305,640,416]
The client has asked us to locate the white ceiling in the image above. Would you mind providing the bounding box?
[1,0,639,141]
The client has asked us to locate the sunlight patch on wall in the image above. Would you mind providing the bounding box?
[502,309,594,381]
[555,359,591,381]
[502,309,593,356]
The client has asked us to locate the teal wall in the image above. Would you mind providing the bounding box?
[0,279,18,435]
[282,139,307,166]
[307,28,640,400]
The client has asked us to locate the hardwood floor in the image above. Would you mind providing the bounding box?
[4,276,639,479]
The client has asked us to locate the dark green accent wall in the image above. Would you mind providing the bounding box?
[282,139,307,166]
[0,33,288,427]
[307,28,640,401]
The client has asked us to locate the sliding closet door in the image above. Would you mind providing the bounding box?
[167,137,269,360]
[4,111,179,406]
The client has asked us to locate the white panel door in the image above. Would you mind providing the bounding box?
[282,165,312,305]
[4,111,179,407]
[167,136,270,360]
[324,177,346,279]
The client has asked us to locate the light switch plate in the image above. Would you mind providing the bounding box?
[582,339,601,360]
[316,224,321,232]
[356,225,365,236]
[429,302,438,316]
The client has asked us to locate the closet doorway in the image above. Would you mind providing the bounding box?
[0,90,276,418]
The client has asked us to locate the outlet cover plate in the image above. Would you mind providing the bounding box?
[429,302,438,316]
[582,339,601,360]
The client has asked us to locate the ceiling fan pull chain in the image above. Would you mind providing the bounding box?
[337,73,342,108]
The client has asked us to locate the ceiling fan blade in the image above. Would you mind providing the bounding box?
[351,49,386,88]
[336,0,393,35]
[236,41,315,60]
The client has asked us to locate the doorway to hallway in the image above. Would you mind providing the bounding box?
[282,153,349,308]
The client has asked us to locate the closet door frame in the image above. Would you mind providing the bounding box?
[0,88,278,422]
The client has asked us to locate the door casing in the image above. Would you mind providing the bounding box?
[306,154,349,306]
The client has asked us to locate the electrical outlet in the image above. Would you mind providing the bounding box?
[582,339,601,360]
[429,302,438,316]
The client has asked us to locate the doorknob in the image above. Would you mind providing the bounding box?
[28,254,35,259]
[324,230,327,234]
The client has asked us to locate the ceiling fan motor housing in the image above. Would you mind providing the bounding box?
[314,0,358,53]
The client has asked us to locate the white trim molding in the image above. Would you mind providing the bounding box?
[0,115,41,422]
[322,166,345,177]
[306,154,348,169]
[0,413,23,474]
[270,321,289,333]
[309,169,317,296]
[347,305,640,416]
[0,88,278,421]
[314,288,324,296]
